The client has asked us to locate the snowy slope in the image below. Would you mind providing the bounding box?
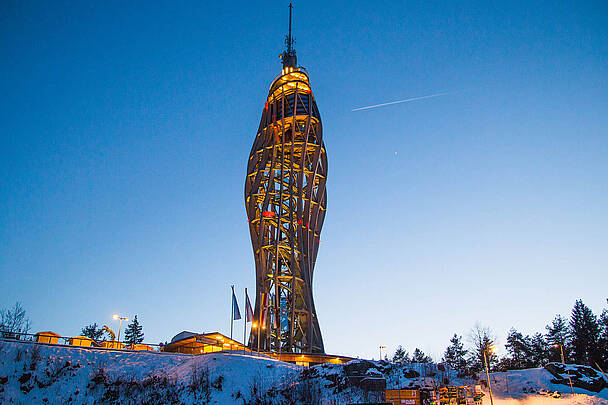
[0,339,301,404]
[1,339,607,404]
[485,368,608,404]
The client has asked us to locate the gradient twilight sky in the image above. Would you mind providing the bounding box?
[1,1,607,360]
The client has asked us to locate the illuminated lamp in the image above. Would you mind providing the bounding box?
[262,211,276,218]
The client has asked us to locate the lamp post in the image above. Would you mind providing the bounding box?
[379,345,386,361]
[555,344,575,394]
[252,323,259,353]
[113,314,128,343]
[483,347,495,405]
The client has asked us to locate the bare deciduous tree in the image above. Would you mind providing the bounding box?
[0,301,31,339]
[468,323,497,372]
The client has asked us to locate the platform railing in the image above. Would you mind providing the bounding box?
[0,330,273,358]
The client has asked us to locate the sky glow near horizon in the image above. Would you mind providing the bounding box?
[1,1,607,361]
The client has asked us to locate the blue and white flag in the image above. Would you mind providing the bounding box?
[232,287,242,320]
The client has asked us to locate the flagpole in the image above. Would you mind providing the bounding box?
[230,285,234,340]
[243,288,247,355]
[257,290,261,354]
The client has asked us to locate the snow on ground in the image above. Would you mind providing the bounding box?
[1,339,607,404]
[485,368,608,405]
[483,396,608,405]
[0,339,302,404]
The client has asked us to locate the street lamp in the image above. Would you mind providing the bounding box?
[554,344,574,394]
[379,345,387,361]
[252,323,260,353]
[113,314,128,343]
[483,346,496,405]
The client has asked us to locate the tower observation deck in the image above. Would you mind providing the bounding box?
[244,4,327,354]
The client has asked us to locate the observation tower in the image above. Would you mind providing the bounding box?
[244,4,327,354]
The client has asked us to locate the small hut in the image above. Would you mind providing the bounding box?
[100,340,125,349]
[68,336,94,347]
[129,344,153,351]
[35,331,61,344]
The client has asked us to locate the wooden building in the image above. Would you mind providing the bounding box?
[68,336,95,347]
[100,341,125,349]
[35,331,61,344]
[164,331,352,366]
[164,331,245,354]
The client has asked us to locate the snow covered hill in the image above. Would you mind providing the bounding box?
[484,367,608,404]
[1,339,607,404]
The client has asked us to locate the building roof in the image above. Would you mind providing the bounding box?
[170,331,197,344]
[168,331,244,348]
[35,331,61,336]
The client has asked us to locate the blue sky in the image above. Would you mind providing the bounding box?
[1,1,607,360]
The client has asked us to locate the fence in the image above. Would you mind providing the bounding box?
[0,329,166,352]
[0,329,273,359]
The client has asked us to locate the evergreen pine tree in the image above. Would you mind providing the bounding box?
[598,302,608,368]
[569,299,600,366]
[443,334,468,373]
[81,323,105,341]
[411,348,432,363]
[504,328,533,369]
[545,315,569,363]
[392,345,410,364]
[530,332,549,367]
[124,315,144,345]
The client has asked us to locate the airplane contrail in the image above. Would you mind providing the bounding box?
[352,91,454,112]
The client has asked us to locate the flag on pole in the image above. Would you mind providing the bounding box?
[245,288,254,322]
[232,287,241,320]
[260,292,268,327]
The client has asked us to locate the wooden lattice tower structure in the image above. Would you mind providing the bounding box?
[244,4,326,354]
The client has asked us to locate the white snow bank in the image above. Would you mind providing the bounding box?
[485,368,608,404]
[1,339,607,405]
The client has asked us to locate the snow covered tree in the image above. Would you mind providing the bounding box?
[504,328,533,369]
[469,324,498,372]
[545,314,569,362]
[81,323,105,340]
[0,302,31,339]
[569,299,600,366]
[124,315,144,345]
[443,334,468,373]
[392,345,410,364]
[411,348,432,363]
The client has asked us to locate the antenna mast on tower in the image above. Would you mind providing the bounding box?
[282,3,297,68]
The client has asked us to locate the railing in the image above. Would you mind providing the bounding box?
[0,330,166,352]
[0,330,273,359]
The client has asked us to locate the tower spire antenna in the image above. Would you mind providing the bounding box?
[281,3,297,69]
[287,3,293,52]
